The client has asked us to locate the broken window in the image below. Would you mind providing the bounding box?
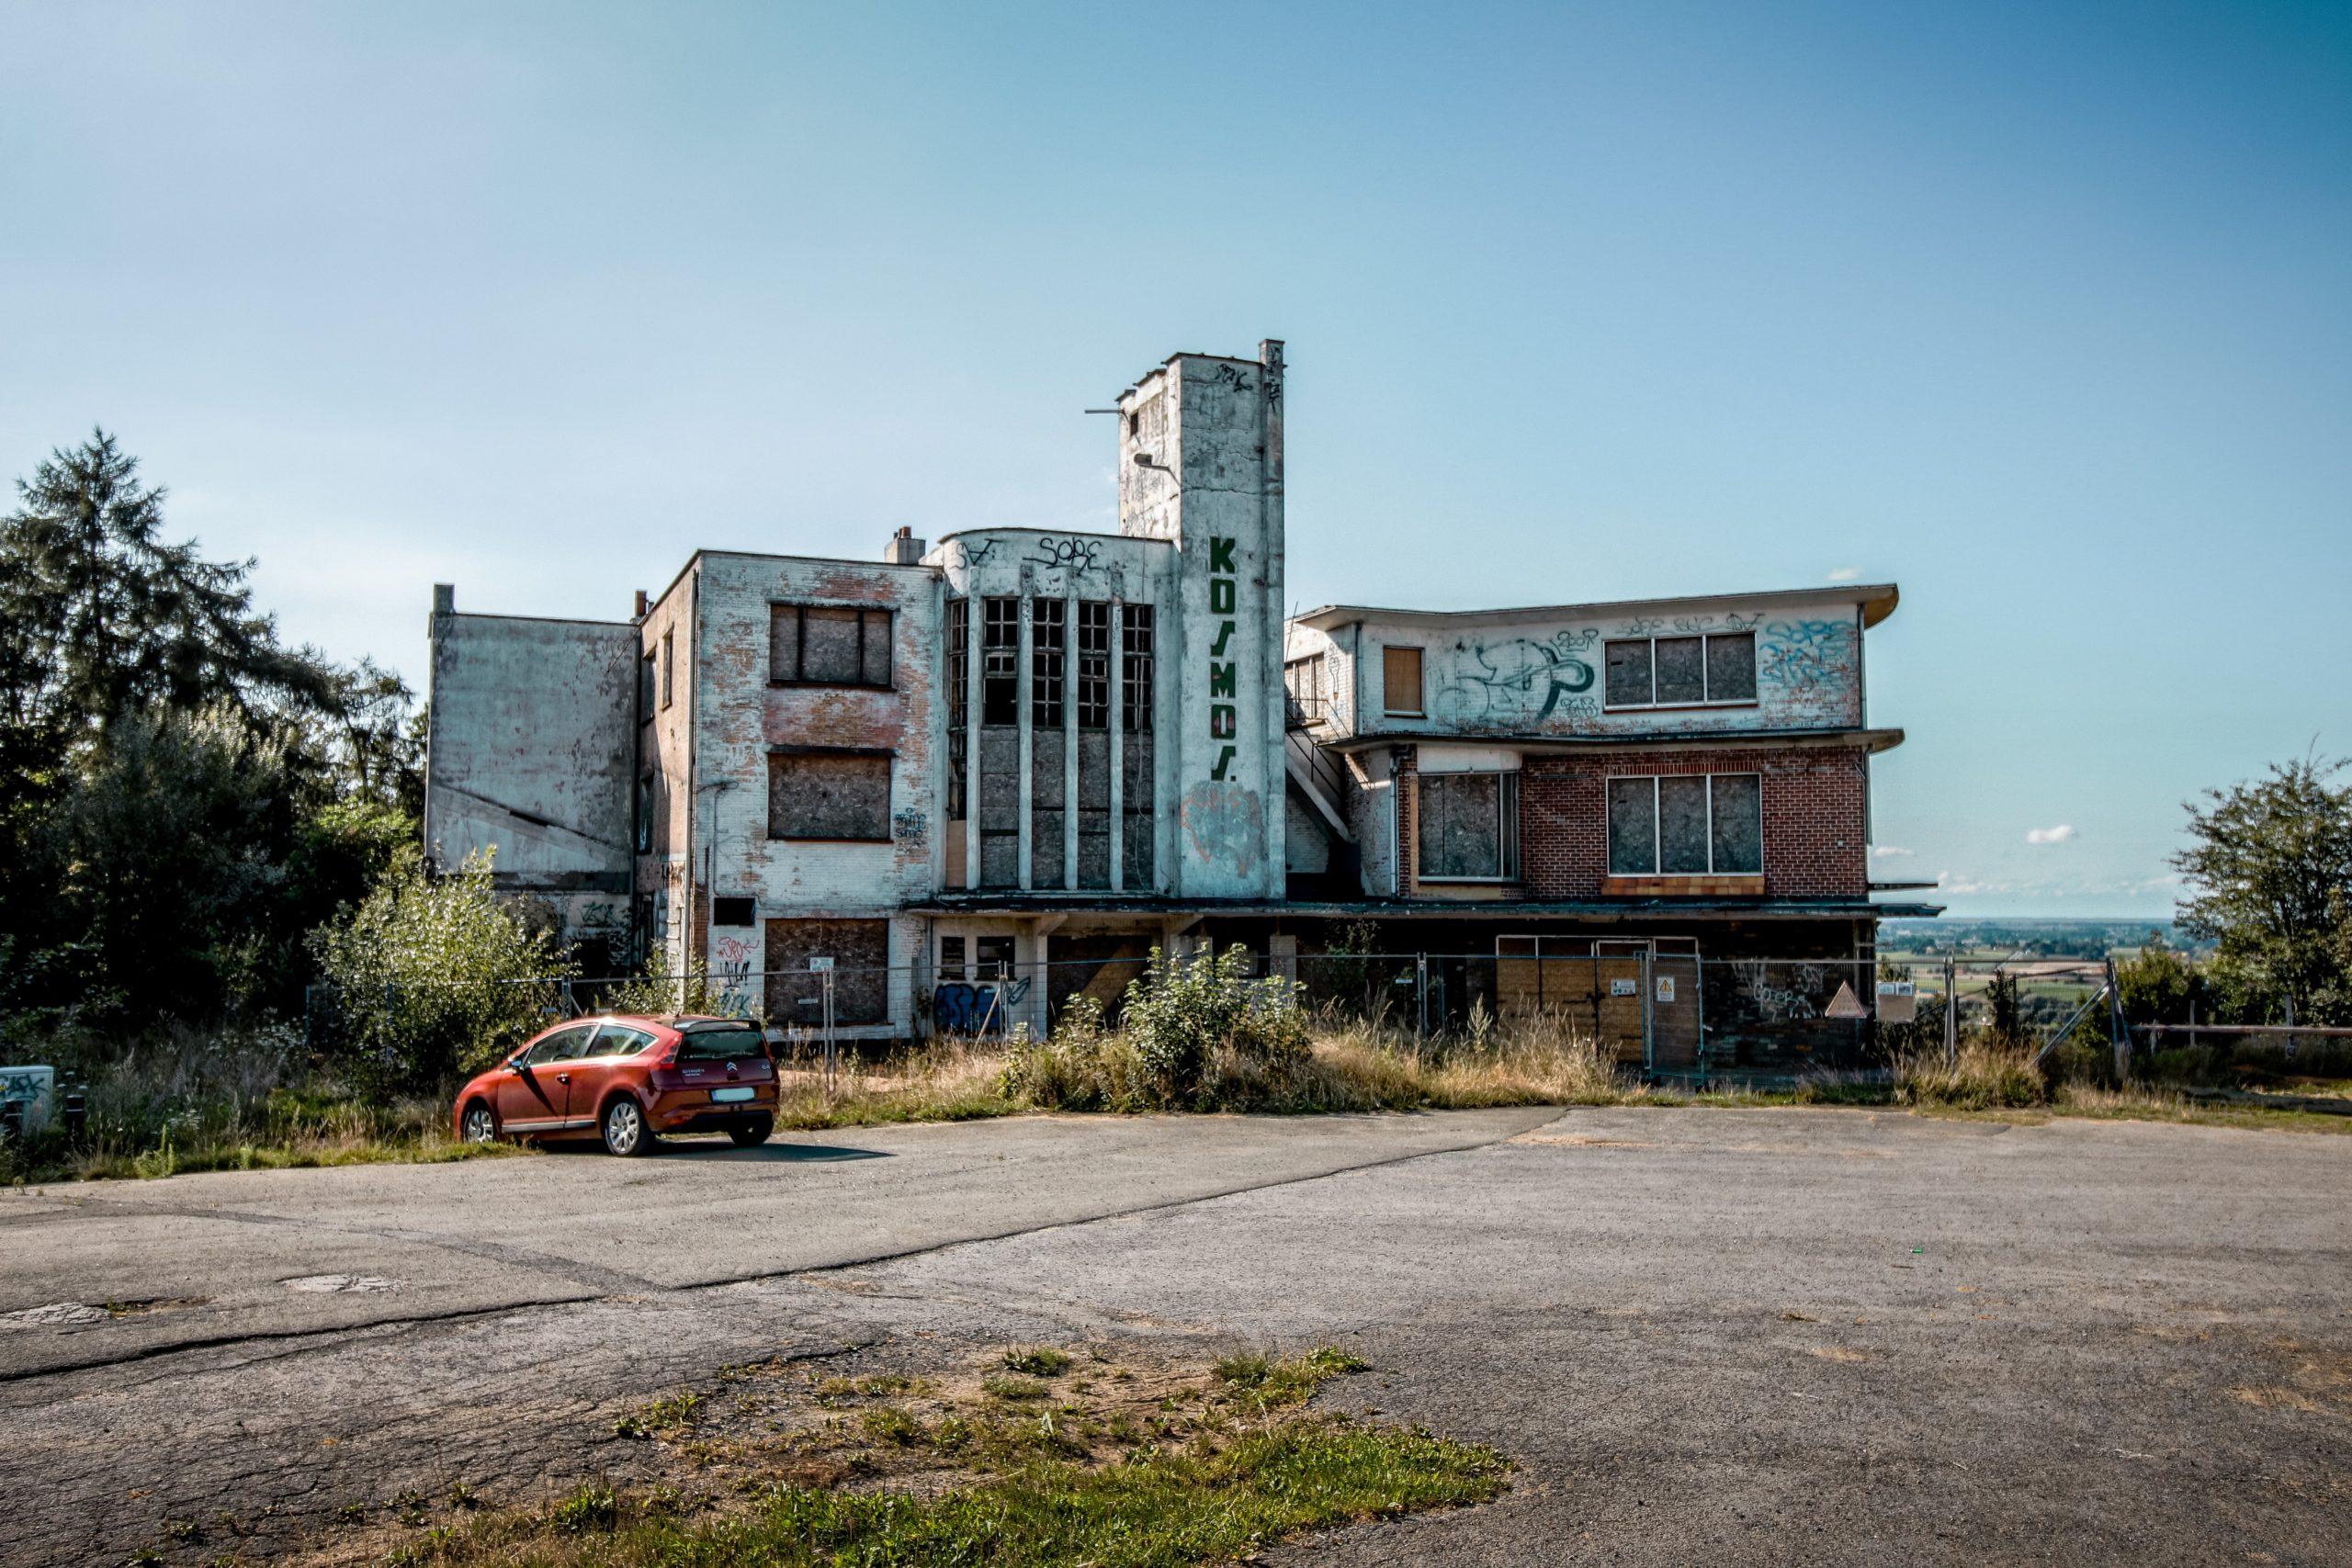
[982,597,1019,726]
[1606,773,1764,876]
[946,598,969,818]
[1383,646,1423,716]
[1122,604,1154,732]
[770,604,893,688]
[1077,601,1111,729]
[767,750,893,841]
[975,934,1016,981]
[1284,654,1327,725]
[1603,632,1757,708]
[937,934,967,981]
[1417,771,1519,880]
[1032,597,1065,728]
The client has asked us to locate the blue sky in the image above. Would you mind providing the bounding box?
[5,1,2347,917]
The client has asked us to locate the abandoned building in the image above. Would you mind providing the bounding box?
[423,340,1938,1070]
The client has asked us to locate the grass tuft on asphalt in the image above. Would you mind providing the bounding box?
[316,1346,1506,1568]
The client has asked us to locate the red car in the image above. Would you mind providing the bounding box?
[453,1014,778,1156]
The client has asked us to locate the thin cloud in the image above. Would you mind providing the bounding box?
[2025,825,2076,846]
[1826,567,1860,582]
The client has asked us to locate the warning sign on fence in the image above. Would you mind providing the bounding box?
[1655,976,1676,1003]
[1825,981,1870,1020]
[1875,980,1917,1023]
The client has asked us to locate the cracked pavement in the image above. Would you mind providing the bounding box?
[3,1106,2347,1565]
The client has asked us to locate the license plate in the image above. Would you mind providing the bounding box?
[710,1086,755,1104]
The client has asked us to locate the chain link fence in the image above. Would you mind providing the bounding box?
[303,948,2165,1087]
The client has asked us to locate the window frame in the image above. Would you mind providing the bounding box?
[1601,631,1758,711]
[981,596,1020,726]
[1415,770,1521,884]
[1382,644,1425,717]
[767,603,896,691]
[1604,772,1765,877]
[1121,604,1155,732]
[661,629,674,709]
[765,746,896,843]
[1032,595,1066,728]
[1076,600,1111,729]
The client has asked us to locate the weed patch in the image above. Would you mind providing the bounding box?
[296,1345,1506,1568]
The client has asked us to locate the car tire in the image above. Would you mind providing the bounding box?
[601,1095,657,1157]
[460,1101,499,1144]
[727,1116,774,1148]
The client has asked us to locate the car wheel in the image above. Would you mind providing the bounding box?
[461,1102,499,1144]
[601,1096,657,1157]
[727,1115,774,1148]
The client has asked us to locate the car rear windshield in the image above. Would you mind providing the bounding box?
[673,1022,766,1062]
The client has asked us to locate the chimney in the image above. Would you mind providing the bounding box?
[884,525,926,565]
[633,589,650,619]
[432,582,455,615]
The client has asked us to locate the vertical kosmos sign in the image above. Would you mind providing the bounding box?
[1208,534,1239,782]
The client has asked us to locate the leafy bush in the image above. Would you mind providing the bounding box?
[1121,945,1308,1102]
[311,849,572,1089]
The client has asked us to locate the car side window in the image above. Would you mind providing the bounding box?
[589,1025,656,1057]
[525,1027,585,1066]
[553,1028,596,1062]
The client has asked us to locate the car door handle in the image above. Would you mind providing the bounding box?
[556,1073,571,1084]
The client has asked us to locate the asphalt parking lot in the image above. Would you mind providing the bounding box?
[4,1106,2346,1565]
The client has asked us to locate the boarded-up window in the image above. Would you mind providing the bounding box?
[1705,634,1757,702]
[1607,773,1763,876]
[765,919,888,1026]
[1657,775,1710,874]
[1605,633,1756,708]
[1607,777,1656,875]
[1654,637,1705,705]
[771,604,892,687]
[1418,772,1518,880]
[1383,646,1423,715]
[1604,640,1652,706]
[768,750,892,840]
[1709,773,1763,874]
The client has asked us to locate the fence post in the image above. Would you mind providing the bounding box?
[1942,956,1957,1068]
[2107,956,2129,1081]
[1640,948,1655,1077]
[1414,953,1429,1039]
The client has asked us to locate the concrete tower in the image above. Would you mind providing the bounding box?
[1115,341,1287,898]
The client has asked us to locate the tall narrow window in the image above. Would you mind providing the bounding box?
[661,629,674,708]
[1122,604,1154,731]
[1076,601,1111,728]
[1032,597,1065,728]
[981,597,1019,726]
[945,599,969,818]
[1383,646,1423,716]
[638,650,656,720]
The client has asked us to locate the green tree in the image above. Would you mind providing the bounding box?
[312,851,574,1089]
[2173,756,2352,1024]
[0,434,422,1028]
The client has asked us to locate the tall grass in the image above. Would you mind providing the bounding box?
[1,1022,512,1183]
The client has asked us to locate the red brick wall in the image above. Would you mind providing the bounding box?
[1519,746,1869,900]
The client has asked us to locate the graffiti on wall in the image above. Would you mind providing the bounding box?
[1180,781,1265,879]
[933,978,1030,1035]
[1433,629,1600,730]
[892,807,929,845]
[712,931,758,1018]
[1756,621,1858,713]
